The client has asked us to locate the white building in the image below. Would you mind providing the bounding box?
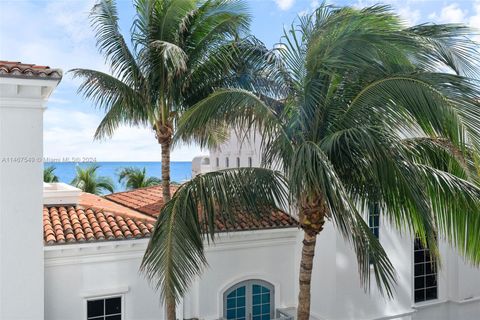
[0,61,479,320]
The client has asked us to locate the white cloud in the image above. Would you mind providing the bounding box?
[275,0,295,11]
[43,108,203,162]
[428,3,466,23]
[397,7,421,26]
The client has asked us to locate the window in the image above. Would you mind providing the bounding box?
[414,238,438,303]
[226,157,229,168]
[248,157,252,167]
[87,296,122,320]
[216,157,219,167]
[236,157,241,168]
[224,280,274,320]
[368,202,380,239]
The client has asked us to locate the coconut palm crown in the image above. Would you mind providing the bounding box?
[118,167,161,190]
[141,4,480,320]
[44,165,59,183]
[71,165,115,195]
[70,0,263,317]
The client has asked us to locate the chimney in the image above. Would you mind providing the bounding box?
[0,62,61,320]
[43,182,81,206]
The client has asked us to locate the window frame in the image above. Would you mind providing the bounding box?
[412,237,438,304]
[223,279,274,320]
[85,293,125,320]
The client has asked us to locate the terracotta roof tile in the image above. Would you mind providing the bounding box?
[106,185,297,232]
[43,206,154,245]
[0,61,62,79]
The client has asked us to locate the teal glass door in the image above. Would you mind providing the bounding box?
[224,280,274,320]
[251,284,271,320]
[226,286,247,320]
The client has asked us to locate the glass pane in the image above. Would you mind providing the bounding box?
[252,305,261,315]
[262,293,270,303]
[88,299,104,318]
[237,297,245,308]
[252,294,261,305]
[253,285,261,294]
[106,316,121,320]
[253,316,261,320]
[262,304,270,313]
[261,315,270,320]
[105,297,121,315]
[227,298,236,309]
[426,275,437,287]
[426,287,437,300]
[237,307,246,318]
[415,289,425,303]
[414,276,425,289]
[227,309,236,319]
[237,286,246,297]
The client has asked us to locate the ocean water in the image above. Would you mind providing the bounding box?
[45,161,191,193]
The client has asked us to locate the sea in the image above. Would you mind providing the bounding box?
[45,161,192,193]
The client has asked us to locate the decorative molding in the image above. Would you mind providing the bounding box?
[81,286,130,298]
[44,229,300,267]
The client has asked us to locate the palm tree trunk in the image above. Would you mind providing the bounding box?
[297,231,317,320]
[157,123,175,320]
[297,194,327,320]
[166,293,176,320]
[161,138,171,202]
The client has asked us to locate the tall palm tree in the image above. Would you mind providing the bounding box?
[44,165,59,183]
[70,0,259,317]
[118,167,161,190]
[141,4,480,320]
[71,165,115,195]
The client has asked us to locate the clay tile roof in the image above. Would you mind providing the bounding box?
[0,61,62,80]
[106,185,297,232]
[43,206,154,246]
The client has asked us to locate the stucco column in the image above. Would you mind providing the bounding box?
[0,71,61,320]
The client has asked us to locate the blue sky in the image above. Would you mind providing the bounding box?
[0,0,479,161]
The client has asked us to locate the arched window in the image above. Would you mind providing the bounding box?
[223,280,274,320]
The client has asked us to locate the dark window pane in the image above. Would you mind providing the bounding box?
[227,309,235,319]
[415,289,425,303]
[252,316,261,320]
[414,263,425,275]
[227,291,236,299]
[253,294,261,305]
[252,285,261,294]
[261,314,270,320]
[227,298,236,309]
[237,286,245,297]
[237,307,246,318]
[426,287,437,300]
[105,297,121,315]
[106,316,121,320]
[414,250,425,263]
[262,303,270,313]
[253,305,261,315]
[262,293,270,303]
[87,317,104,320]
[425,262,435,275]
[414,276,425,289]
[237,297,245,308]
[88,299,104,318]
[426,275,437,287]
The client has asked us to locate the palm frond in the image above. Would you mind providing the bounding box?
[141,167,288,302]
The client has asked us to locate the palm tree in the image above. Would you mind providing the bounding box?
[141,4,480,320]
[44,165,59,183]
[71,165,115,195]
[70,0,259,317]
[118,167,161,190]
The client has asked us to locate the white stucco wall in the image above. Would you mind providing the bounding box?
[209,129,262,171]
[44,228,299,320]
[0,77,60,320]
